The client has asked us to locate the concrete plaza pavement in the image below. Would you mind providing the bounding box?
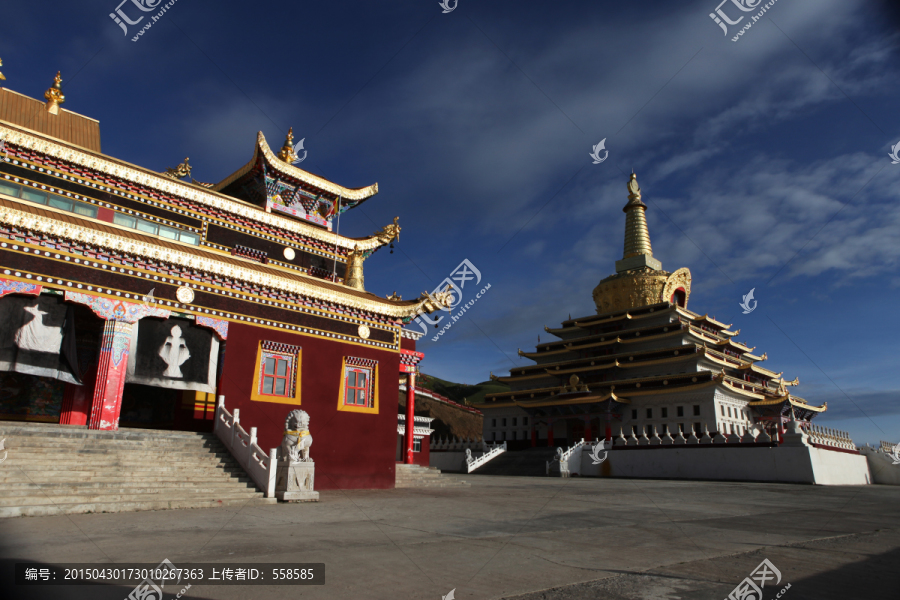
[1,474,899,600]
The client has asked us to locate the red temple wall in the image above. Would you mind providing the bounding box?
[414,437,430,466]
[218,322,401,490]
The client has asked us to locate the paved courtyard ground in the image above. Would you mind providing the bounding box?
[2,474,899,600]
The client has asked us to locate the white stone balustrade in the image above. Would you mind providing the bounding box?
[805,425,856,450]
[466,442,507,472]
[214,396,277,498]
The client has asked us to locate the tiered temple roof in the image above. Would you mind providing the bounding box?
[475,173,825,423]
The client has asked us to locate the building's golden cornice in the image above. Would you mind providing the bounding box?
[0,202,445,318]
[0,123,388,252]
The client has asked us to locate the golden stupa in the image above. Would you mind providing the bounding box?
[592,173,691,314]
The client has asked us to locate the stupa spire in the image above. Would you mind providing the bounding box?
[615,172,662,273]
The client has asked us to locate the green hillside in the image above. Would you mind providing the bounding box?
[417,373,509,406]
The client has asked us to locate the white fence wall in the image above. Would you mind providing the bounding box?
[860,445,900,485]
[576,444,869,485]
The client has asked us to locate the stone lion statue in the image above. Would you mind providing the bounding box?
[281,409,313,463]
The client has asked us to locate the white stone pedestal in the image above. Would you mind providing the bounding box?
[275,460,319,502]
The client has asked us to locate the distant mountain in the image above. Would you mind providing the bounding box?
[416,373,509,406]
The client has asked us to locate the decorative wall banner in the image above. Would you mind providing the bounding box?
[125,317,219,393]
[0,294,80,384]
[0,278,42,299]
[195,315,229,340]
[64,291,171,323]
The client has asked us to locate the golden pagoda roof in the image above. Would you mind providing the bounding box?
[0,122,391,253]
[214,131,378,202]
[748,395,827,413]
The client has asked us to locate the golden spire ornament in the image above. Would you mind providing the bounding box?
[0,59,6,81]
[277,127,297,163]
[44,71,65,115]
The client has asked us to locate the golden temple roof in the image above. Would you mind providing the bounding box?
[214,131,378,202]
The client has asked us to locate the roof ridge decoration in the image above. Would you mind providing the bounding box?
[44,71,65,115]
[214,131,377,201]
[0,123,386,252]
[0,203,449,319]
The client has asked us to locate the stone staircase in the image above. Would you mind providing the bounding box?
[395,464,470,488]
[468,447,559,477]
[0,422,275,518]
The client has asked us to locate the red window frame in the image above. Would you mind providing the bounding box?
[261,353,292,397]
[344,366,371,406]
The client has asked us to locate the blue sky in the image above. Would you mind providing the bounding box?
[2,0,899,444]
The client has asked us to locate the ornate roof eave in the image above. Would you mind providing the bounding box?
[738,362,780,378]
[748,396,827,413]
[0,123,387,253]
[507,343,701,376]
[511,392,632,409]
[214,131,378,202]
[718,377,767,400]
[0,202,447,319]
[685,311,732,329]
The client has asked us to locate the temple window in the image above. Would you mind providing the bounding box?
[2,179,99,219]
[632,425,638,435]
[693,405,701,416]
[492,419,497,427]
[113,212,200,245]
[502,418,507,426]
[694,423,702,436]
[413,438,421,452]
[337,357,379,414]
[523,417,528,426]
[677,406,684,417]
[250,341,301,404]
[262,355,291,396]
[661,424,669,435]
[631,409,638,419]
[678,423,686,433]
[646,408,653,418]
[512,417,517,426]
[720,405,725,416]
[661,407,668,418]
[345,368,370,406]
[645,425,653,436]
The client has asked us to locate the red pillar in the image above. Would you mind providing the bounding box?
[547,419,554,447]
[405,372,416,464]
[88,320,132,431]
[584,417,592,442]
[530,424,537,447]
[59,363,96,426]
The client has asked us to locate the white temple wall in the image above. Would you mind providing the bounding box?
[577,444,869,485]
[713,388,758,436]
[807,447,871,485]
[860,447,900,485]
[482,407,532,442]
[619,390,716,438]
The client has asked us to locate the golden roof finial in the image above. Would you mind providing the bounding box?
[277,127,297,163]
[0,58,6,81]
[627,171,641,200]
[44,71,65,115]
[615,171,661,273]
[164,157,192,180]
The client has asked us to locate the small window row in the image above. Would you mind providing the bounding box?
[0,178,200,246]
[490,417,528,427]
[0,179,98,219]
[632,405,701,420]
[112,213,199,245]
